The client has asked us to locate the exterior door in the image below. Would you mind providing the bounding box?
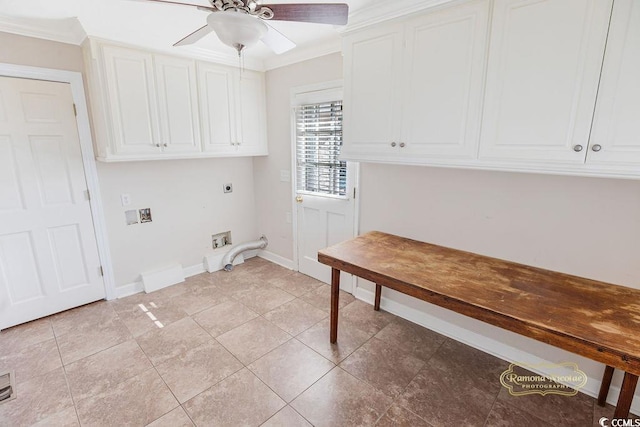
[294,87,356,292]
[0,76,105,329]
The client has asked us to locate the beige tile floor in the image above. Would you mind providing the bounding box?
[0,257,635,426]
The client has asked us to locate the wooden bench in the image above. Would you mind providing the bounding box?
[318,231,640,419]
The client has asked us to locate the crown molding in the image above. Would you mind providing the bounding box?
[263,37,342,71]
[0,14,86,45]
[343,0,456,33]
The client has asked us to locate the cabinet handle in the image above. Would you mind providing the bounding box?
[591,144,602,152]
[155,144,160,148]
[391,142,397,147]
[399,142,406,148]
[573,145,583,152]
[163,143,167,148]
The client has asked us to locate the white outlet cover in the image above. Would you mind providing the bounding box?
[286,212,292,224]
[121,193,131,206]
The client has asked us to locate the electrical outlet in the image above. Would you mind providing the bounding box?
[223,183,233,193]
[285,212,292,224]
[139,208,152,223]
[280,170,291,182]
[121,193,131,206]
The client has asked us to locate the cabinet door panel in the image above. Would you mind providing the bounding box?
[401,0,489,159]
[235,71,267,155]
[155,56,201,153]
[199,63,235,153]
[342,25,403,159]
[102,46,160,155]
[587,0,640,168]
[479,0,612,163]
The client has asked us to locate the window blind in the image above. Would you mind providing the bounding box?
[296,100,346,197]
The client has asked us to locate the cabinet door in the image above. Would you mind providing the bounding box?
[587,0,640,169]
[102,46,161,155]
[154,56,201,154]
[479,0,612,164]
[235,70,268,155]
[198,63,236,153]
[401,0,489,160]
[341,24,404,160]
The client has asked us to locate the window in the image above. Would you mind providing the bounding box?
[295,100,346,197]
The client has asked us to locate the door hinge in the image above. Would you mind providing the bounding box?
[72,103,77,117]
[353,188,357,199]
[85,190,91,201]
[98,266,104,277]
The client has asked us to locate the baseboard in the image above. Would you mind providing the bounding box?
[258,250,295,270]
[183,262,206,278]
[353,285,640,416]
[116,280,143,298]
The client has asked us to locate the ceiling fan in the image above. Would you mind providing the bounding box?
[136,0,349,55]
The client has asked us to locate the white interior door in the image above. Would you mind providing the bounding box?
[294,86,356,292]
[0,76,105,330]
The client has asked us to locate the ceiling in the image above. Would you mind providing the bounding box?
[0,0,376,69]
[0,0,382,70]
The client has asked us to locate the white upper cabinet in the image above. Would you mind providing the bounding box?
[199,65,267,156]
[199,62,236,153]
[401,0,489,159]
[478,0,613,164]
[342,23,404,159]
[101,46,161,156]
[342,0,490,162]
[587,0,640,169]
[341,0,640,178]
[154,55,201,154]
[86,40,267,161]
[234,71,268,155]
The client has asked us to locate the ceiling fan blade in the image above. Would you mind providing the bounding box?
[261,23,296,54]
[265,3,349,25]
[127,0,215,12]
[173,24,214,46]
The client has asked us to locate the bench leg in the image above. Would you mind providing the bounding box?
[613,372,638,419]
[330,268,340,344]
[598,365,615,407]
[374,284,381,311]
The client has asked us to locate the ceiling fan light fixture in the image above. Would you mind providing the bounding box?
[207,12,267,53]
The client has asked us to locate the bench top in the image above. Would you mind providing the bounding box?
[318,231,640,375]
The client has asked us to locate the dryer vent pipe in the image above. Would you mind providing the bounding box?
[222,235,268,271]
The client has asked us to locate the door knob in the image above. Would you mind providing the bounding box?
[296,195,303,203]
[592,144,602,152]
[573,145,583,152]
[390,142,397,147]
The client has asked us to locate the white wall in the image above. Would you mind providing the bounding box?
[97,158,258,287]
[0,31,83,72]
[254,53,344,261]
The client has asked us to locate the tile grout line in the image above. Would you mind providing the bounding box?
[51,321,83,427]
[371,334,449,426]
